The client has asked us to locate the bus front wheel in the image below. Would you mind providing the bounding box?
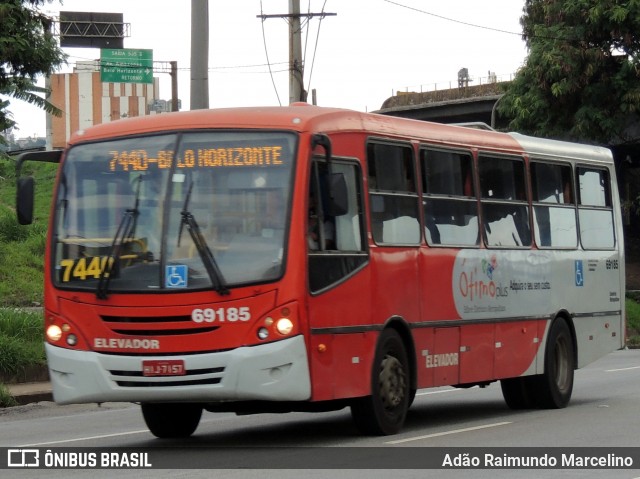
[141,403,203,438]
[351,328,410,435]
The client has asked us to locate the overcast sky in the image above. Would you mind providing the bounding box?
[5,0,528,138]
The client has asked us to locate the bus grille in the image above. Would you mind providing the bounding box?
[109,367,225,388]
[100,315,218,336]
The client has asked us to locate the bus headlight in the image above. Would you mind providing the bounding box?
[275,318,294,335]
[254,303,298,341]
[46,324,63,342]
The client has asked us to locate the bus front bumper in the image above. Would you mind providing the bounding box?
[45,335,311,405]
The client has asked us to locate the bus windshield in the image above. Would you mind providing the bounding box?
[53,131,296,294]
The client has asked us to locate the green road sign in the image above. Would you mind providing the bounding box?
[100,48,153,84]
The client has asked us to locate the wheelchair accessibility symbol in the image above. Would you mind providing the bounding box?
[166,265,188,288]
[575,260,584,287]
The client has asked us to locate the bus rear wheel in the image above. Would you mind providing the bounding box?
[535,318,575,408]
[500,376,536,409]
[351,329,409,435]
[141,403,203,438]
[500,318,574,410]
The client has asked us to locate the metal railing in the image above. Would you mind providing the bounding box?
[393,72,516,96]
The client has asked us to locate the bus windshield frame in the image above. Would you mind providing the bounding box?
[51,130,298,295]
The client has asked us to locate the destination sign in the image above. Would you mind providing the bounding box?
[108,146,285,172]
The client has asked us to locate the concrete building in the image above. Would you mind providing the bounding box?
[49,61,159,148]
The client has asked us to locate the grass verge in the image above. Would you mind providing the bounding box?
[0,156,56,307]
[625,295,640,348]
[0,308,46,373]
[0,384,18,408]
[0,309,45,407]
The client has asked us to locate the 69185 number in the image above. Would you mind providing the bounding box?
[191,307,251,323]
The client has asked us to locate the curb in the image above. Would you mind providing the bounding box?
[1,365,52,406]
[7,382,53,405]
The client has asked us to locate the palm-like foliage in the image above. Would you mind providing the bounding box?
[0,0,66,139]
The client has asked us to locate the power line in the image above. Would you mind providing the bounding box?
[260,0,282,105]
[383,0,523,38]
[258,2,336,104]
[305,0,328,94]
[65,54,289,74]
[383,0,592,45]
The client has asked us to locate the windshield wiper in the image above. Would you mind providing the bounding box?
[96,176,142,299]
[178,182,230,296]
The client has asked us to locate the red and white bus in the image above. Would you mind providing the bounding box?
[17,104,625,437]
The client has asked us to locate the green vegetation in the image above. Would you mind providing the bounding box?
[0,309,45,373]
[625,295,640,348]
[499,0,640,144]
[0,308,45,407]
[0,155,53,406]
[0,384,18,407]
[0,155,56,307]
[0,0,66,138]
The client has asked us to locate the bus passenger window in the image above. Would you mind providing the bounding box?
[531,162,577,248]
[367,141,420,245]
[479,155,531,248]
[577,167,615,249]
[421,148,479,247]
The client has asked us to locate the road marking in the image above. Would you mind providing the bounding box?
[606,366,640,372]
[17,430,150,447]
[415,388,463,396]
[385,421,512,445]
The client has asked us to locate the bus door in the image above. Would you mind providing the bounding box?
[306,158,370,400]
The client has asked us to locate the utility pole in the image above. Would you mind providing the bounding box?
[289,0,304,104]
[190,0,209,110]
[257,4,335,105]
[171,61,179,112]
[152,61,180,112]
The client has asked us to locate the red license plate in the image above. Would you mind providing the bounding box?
[142,360,186,377]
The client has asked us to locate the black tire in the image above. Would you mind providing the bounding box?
[500,376,536,409]
[141,403,203,438]
[535,319,575,408]
[408,388,417,408]
[351,329,410,435]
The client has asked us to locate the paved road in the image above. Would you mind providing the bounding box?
[1,349,639,478]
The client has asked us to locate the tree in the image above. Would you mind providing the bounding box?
[498,0,640,144]
[0,0,66,140]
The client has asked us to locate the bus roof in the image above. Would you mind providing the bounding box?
[508,132,613,164]
[67,103,612,165]
[67,103,519,149]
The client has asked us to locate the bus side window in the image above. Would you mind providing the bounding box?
[479,155,531,248]
[367,141,420,246]
[577,167,615,249]
[531,161,577,248]
[421,148,479,247]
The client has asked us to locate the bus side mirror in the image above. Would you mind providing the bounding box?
[16,177,35,225]
[14,150,63,226]
[327,172,348,216]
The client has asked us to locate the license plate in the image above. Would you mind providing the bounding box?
[142,359,186,377]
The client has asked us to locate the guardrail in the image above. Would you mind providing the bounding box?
[393,72,516,96]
